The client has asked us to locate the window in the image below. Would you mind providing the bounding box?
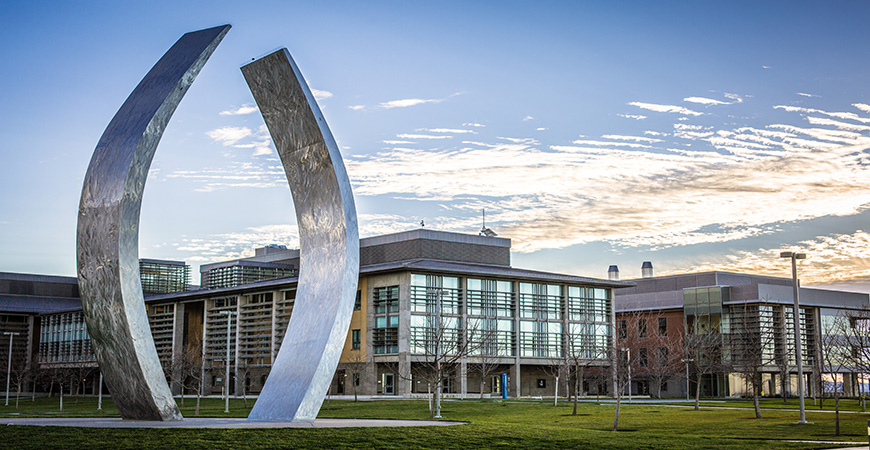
[352,329,361,350]
[373,286,399,354]
[638,347,648,368]
[658,347,668,367]
[658,317,668,337]
[354,290,361,310]
[638,318,647,338]
[618,320,627,340]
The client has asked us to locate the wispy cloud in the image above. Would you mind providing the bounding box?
[206,127,252,146]
[684,97,728,106]
[797,92,819,98]
[380,98,438,109]
[522,116,535,121]
[346,102,870,257]
[629,102,704,116]
[219,104,258,116]
[396,134,453,140]
[348,105,366,111]
[618,114,647,120]
[463,123,485,127]
[311,89,333,100]
[206,125,273,157]
[417,128,477,134]
[673,230,870,285]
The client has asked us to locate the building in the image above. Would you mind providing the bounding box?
[0,259,192,395]
[143,229,629,398]
[613,265,870,399]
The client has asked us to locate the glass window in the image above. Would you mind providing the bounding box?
[352,329,361,350]
[658,317,668,337]
[638,318,647,338]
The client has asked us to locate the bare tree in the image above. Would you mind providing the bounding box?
[541,355,570,406]
[409,305,482,419]
[820,312,853,435]
[6,351,31,409]
[466,323,508,400]
[727,302,778,419]
[340,347,372,402]
[564,322,611,415]
[683,308,728,412]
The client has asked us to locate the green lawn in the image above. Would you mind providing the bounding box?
[0,396,867,449]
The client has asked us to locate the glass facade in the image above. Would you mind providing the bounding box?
[373,286,399,354]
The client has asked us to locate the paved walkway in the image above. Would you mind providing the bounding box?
[1,417,465,428]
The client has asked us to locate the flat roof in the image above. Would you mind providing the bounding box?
[147,258,632,303]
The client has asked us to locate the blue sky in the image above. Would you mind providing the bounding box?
[3,1,870,289]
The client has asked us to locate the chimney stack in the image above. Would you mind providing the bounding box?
[641,261,654,278]
[608,265,619,281]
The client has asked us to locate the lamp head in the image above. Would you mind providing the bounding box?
[780,251,794,258]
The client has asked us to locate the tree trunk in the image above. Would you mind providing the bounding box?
[611,392,622,431]
[753,375,762,419]
[195,391,201,416]
[16,383,21,409]
[694,374,701,411]
[59,383,63,412]
[573,368,580,416]
[481,378,486,400]
[554,375,559,407]
[835,389,840,436]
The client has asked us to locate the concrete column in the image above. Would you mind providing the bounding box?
[513,280,521,397]
[170,303,186,395]
[234,295,242,396]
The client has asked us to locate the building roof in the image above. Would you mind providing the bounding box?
[0,294,82,314]
[615,270,869,312]
[147,258,632,303]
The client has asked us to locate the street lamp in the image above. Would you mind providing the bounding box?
[433,289,444,419]
[780,251,809,425]
[620,347,631,403]
[4,332,20,407]
[681,358,694,401]
[220,310,237,414]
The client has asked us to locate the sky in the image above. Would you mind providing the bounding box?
[2,1,870,290]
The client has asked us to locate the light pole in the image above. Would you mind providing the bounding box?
[433,289,443,419]
[781,251,809,424]
[220,310,237,414]
[4,331,20,407]
[621,347,631,403]
[681,358,694,401]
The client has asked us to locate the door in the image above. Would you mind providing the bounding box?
[383,373,395,395]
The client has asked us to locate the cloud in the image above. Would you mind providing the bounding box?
[348,105,366,111]
[345,100,870,258]
[380,98,438,109]
[206,127,252,146]
[396,134,453,140]
[684,97,728,106]
[536,128,548,131]
[618,114,647,120]
[628,102,704,116]
[219,104,258,116]
[797,92,819,98]
[205,124,273,158]
[672,230,870,285]
[383,140,417,145]
[417,128,477,134]
[601,135,663,144]
[463,123,485,127]
[854,104,870,113]
[310,89,333,100]
[522,116,534,121]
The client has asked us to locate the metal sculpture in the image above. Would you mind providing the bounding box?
[243,49,359,422]
[76,25,230,421]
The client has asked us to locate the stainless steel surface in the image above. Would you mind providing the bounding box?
[76,25,230,421]
[242,49,360,422]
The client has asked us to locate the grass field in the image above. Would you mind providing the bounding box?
[1,396,868,449]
